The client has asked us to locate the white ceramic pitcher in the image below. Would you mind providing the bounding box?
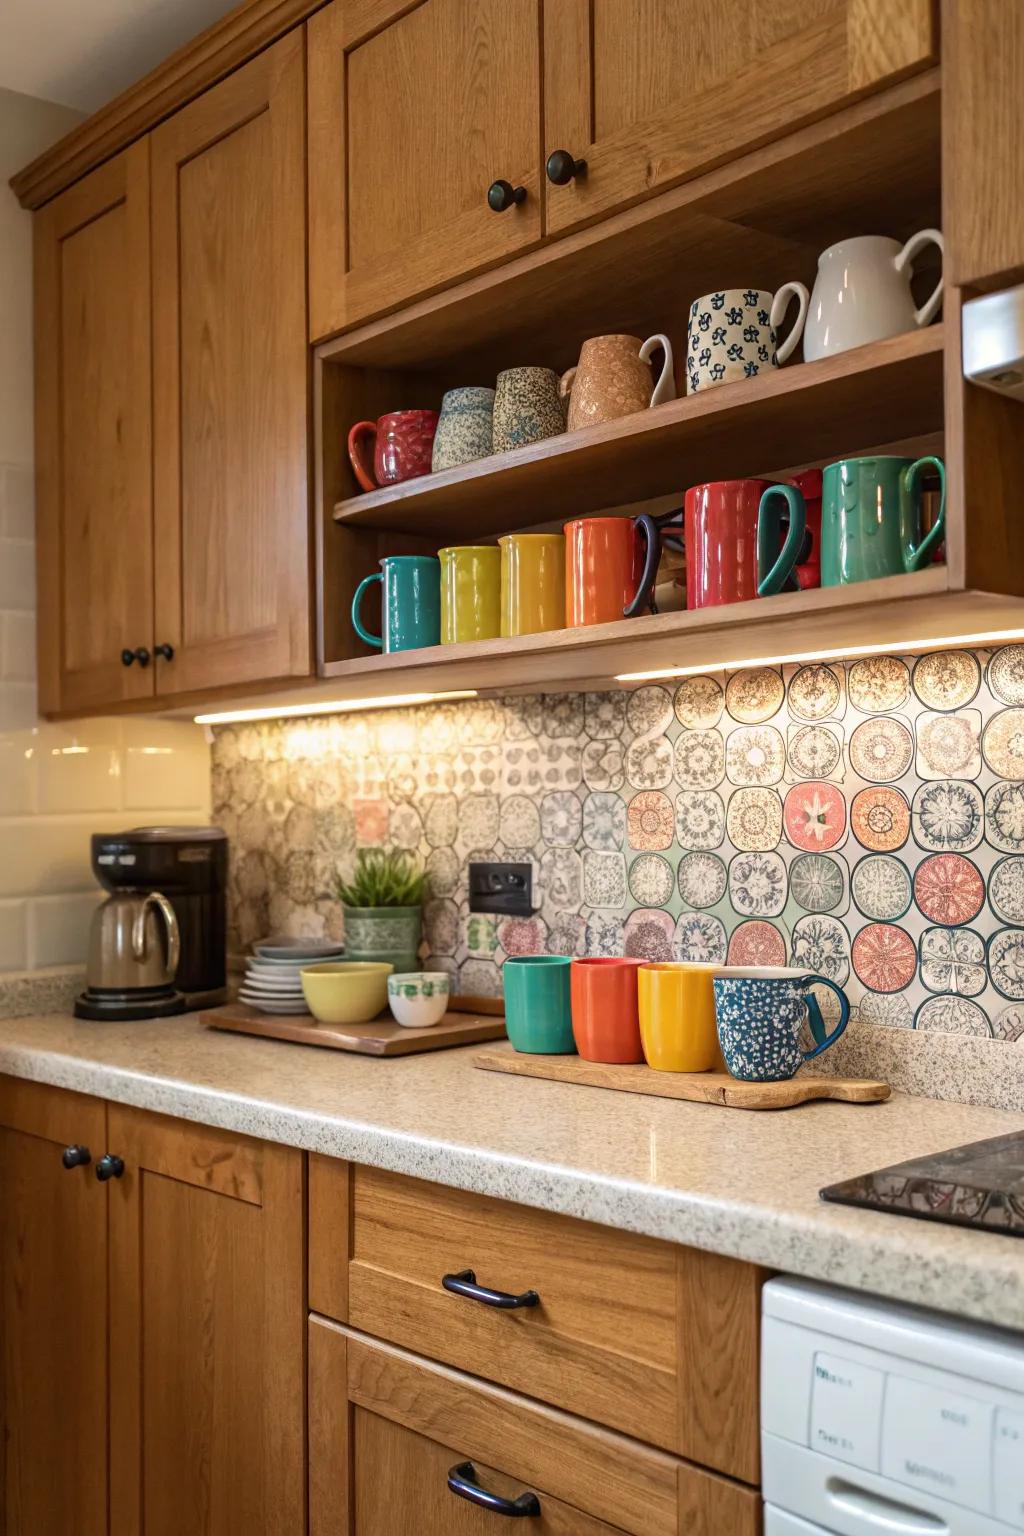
[803,230,944,361]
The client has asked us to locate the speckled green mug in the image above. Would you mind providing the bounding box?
[502,955,575,1054]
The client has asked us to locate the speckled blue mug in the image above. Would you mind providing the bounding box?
[712,966,850,1082]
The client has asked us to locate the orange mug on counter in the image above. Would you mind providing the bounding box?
[570,957,644,1063]
[637,963,721,1072]
[565,514,684,626]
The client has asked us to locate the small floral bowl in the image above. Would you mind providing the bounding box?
[386,971,450,1029]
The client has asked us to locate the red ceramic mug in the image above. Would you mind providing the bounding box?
[684,479,806,608]
[789,468,822,590]
[347,409,439,492]
[570,957,644,1063]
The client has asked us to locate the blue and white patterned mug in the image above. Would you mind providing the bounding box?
[712,966,850,1082]
[686,284,809,394]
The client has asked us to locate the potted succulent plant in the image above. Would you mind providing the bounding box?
[336,848,426,974]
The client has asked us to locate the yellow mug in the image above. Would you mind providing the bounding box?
[439,545,501,643]
[638,962,721,1072]
[500,533,565,637]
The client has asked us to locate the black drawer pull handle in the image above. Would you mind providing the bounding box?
[448,1461,540,1518]
[441,1268,539,1309]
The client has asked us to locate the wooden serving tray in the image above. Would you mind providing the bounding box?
[474,1045,890,1110]
[203,1003,505,1057]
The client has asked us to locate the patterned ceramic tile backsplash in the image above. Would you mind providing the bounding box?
[211,646,1024,1042]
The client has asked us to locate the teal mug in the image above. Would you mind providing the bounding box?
[820,455,945,586]
[502,955,575,1054]
[351,555,441,652]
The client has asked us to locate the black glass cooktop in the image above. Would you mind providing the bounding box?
[820,1130,1024,1237]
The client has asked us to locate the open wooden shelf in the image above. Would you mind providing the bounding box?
[332,327,944,539]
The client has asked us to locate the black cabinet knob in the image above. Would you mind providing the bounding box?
[62,1144,91,1170]
[95,1153,125,1182]
[545,149,587,184]
[487,179,527,213]
[154,643,175,662]
[121,647,151,668]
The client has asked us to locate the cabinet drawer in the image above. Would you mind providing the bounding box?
[308,1159,763,1481]
[309,1318,762,1536]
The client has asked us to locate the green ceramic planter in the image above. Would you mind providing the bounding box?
[343,904,422,976]
[502,955,575,1054]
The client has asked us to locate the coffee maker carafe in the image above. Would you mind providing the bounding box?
[76,827,228,1021]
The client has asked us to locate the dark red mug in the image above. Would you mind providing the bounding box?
[789,468,822,590]
[684,479,806,608]
[347,409,439,492]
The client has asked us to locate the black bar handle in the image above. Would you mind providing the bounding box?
[447,1462,540,1518]
[441,1268,539,1310]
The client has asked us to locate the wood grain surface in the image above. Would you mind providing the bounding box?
[203,1003,506,1055]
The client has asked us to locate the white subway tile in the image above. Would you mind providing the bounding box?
[0,899,28,971]
[27,891,101,969]
[0,464,34,541]
[122,718,211,812]
[0,682,37,731]
[0,820,96,897]
[0,730,35,815]
[36,721,122,813]
[1,611,36,680]
[0,538,35,611]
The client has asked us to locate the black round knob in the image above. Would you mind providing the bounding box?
[62,1144,91,1170]
[154,643,175,662]
[95,1153,125,1182]
[121,647,151,668]
[546,149,587,185]
[487,179,526,213]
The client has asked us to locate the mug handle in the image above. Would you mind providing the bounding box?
[770,282,810,365]
[559,366,577,403]
[901,455,946,573]
[895,228,944,328]
[639,333,676,407]
[798,975,850,1061]
[627,510,684,617]
[757,484,806,596]
[351,572,384,649]
[347,421,378,492]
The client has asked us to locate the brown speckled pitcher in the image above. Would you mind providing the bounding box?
[560,333,675,432]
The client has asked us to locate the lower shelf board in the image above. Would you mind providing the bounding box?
[474,1044,890,1110]
[203,1002,506,1056]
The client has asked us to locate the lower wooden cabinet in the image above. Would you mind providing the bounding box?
[309,1318,762,1536]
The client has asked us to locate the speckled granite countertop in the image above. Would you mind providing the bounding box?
[1,1012,1022,1330]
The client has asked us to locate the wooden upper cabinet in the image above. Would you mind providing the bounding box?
[0,1080,108,1536]
[107,1105,305,1535]
[943,0,1024,289]
[34,143,154,714]
[308,0,542,338]
[543,0,937,236]
[151,32,311,698]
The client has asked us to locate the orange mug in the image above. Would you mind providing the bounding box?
[565,517,643,626]
[570,957,644,1063]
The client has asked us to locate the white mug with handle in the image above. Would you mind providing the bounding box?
[685,284,809,394]
[803,230,944,362]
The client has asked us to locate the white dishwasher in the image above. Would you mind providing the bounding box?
[762,1277,1024,1534]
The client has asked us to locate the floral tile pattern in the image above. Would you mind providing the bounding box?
[211,647,1024,1041]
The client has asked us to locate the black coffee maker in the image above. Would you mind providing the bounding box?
[77,827,228,1019]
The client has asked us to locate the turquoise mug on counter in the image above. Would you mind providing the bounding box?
[820,455,945,586]
[351,555,441,653]
[502,955,575,1054]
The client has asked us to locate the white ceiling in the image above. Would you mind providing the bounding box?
[0,0,242,112]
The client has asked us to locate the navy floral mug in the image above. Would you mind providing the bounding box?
[712,966,850,1081]
[686,284,809,394]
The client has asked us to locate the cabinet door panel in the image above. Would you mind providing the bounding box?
[0,1079,107,1536]
[152,32,311,696]
[543,0,936,235]
[34,144,153,713]
[108,1105,305,1536]
[308,0,542,339]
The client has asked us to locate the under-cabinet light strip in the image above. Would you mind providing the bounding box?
[194,690,477,725]
[615,628,1024,682]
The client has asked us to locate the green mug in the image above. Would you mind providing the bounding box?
[502,955,576,1054]
[351,555,441,652]
[821,455,945,586]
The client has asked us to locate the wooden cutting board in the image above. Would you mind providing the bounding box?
[203,1003,505,1057]
[474,1045,890,1110]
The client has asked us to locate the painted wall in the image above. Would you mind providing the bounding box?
[0,87,211,972]
[211,646,1024,1043]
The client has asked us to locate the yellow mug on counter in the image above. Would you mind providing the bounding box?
[637,962,721,1072]
[499,533,565,637]
[439,545,501,643]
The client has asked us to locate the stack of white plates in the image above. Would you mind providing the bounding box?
[238,939,345,1015]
